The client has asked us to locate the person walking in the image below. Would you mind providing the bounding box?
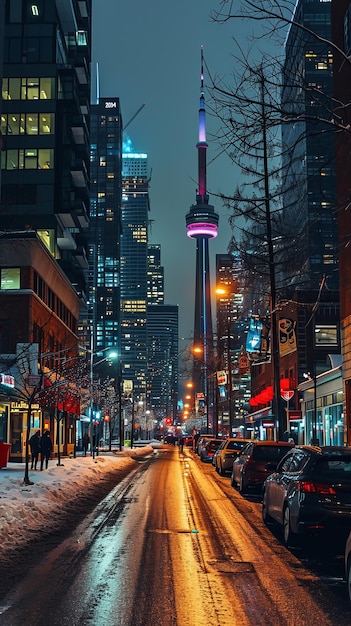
[40,430,53,470]
[82,433,90,456]
[28,430,41,470]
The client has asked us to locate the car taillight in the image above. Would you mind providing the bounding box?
[298,480,336,495]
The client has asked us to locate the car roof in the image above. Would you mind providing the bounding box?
[249,440,294,446]
[292,445,351,455]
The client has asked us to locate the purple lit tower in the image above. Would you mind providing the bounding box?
[186,47,219,404]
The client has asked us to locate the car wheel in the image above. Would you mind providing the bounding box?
[239,474,247,495]
[262,490,273,524]
[283,505,296,546]
[347,556,351,604]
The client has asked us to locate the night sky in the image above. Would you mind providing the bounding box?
[92,1,281,348]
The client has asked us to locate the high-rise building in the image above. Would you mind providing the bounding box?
[120,143,149,399]
[185,48,219,406]
[147,304,178,422]
[0,0,91,297]
[332,0,351,444]
[147,244,164,305]
[88,97,122,377]
[281,0,338,290]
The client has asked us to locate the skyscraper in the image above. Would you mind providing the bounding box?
[89,97,122,375]
[185,48,219,403]
[0,0,91,297]
[281,0,338,290]
[120,143,149,399]
[147,304,178,423]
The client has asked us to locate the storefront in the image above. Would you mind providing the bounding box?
[298,362,344,446]
[245,408,277,441]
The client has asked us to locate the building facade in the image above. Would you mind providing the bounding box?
[0,0,91,297]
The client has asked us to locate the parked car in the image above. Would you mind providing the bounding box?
[212,440,224,467]
[214,438,252,475]
[196,435,215,456]
[231,440,294,494]
[200,438,223,463]
[262,446,351,547]
[345,530,351,604]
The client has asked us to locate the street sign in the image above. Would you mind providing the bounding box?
[281,390,294,401]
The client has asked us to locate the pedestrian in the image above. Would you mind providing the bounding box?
[28,430,41,470]
[178,436,184,453]
[40,430,53,470]
[82,433,90,456]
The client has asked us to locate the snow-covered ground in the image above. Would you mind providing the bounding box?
[0,445,156,553]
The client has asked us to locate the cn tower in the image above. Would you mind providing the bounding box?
[185,46,219,404]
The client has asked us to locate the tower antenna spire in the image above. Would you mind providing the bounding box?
[185,46,219,423]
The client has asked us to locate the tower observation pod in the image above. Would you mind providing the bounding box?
[185,46,219,408]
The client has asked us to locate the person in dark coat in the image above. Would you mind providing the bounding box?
[29,430,41,470]
[40,430,53,470]
[82,433,90,456]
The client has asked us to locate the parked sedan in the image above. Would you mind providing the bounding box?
[199,438,223,463]
[214,438,252,475]
[231,441,294,494]
[262,446,351,547]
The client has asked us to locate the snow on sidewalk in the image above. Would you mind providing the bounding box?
[0,446,154,553]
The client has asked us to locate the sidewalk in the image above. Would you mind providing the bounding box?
[0,444,156,554]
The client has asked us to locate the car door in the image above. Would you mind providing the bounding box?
[266,452,295,521]
[271,449,306,523]
[233,443,252,486]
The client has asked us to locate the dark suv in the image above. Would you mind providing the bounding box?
[231,441,294,494]
[262,446,351,546]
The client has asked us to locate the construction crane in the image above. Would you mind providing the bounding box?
[123,104,145,131]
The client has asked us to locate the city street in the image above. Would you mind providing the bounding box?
[0,445,350,626]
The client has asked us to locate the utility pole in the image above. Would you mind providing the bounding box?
[260,70,286,439]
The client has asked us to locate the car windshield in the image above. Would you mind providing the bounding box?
[227,440,248,451]
[311,456,351,482]
[253,445,292,461]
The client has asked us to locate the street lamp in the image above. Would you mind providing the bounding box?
[88,337,119,459]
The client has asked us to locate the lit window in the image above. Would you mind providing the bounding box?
[1,268,20,289]
[31,5,39,16]
[76,31,87,46]
[314,325,337,346]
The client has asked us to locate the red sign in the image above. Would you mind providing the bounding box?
[281,390,294,401]
[288,410,302,421]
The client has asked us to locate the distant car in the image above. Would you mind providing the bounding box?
[199,438,223,463]
[345,531,351,604]
[262,446,351,547]
[214,438,252,475]
[196,435,216,456]
[231,440,294,494]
